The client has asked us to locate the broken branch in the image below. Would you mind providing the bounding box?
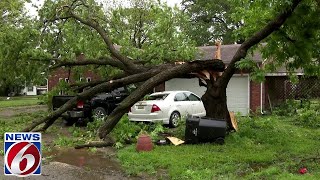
[50,57,127,71]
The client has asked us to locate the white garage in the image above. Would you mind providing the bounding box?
[165,75,249,115]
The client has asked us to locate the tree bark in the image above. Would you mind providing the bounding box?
[201,77,233,130]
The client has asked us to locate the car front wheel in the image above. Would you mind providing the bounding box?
[92,107,108,119]
[169,111,180,128]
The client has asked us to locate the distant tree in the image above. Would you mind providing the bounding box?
[181,0,240,45]
[0,0,46,95]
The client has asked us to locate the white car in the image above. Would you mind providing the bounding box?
[128,91,206,127]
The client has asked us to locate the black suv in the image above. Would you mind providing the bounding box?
[52,87,129,125]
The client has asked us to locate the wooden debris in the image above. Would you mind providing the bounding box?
[229,111,238,132]
[167,137,185,146]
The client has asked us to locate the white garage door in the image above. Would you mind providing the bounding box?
[165,76,249,115]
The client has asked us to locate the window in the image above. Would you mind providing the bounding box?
[86,77,91,82]
[27,86,33,92]
[147,94,169,100]
[65,78,69,83]
[80,77,84,82]
[174,93,188,101]
[185,93,201,101]
[59,78,63,82]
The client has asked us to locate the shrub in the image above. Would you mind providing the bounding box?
[273,99,300,116]
[273,99,320,128]
[295,108,320,128]
[169,116,186,139]
[110,115,143,145]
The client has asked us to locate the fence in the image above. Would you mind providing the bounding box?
[265,76,320,109]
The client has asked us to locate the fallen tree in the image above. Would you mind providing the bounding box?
[22,0,303,141]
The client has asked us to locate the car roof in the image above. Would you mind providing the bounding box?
[150,91,193,95]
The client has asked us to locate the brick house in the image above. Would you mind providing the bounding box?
[48,53,100,91]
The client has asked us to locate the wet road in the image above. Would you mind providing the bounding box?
[0,148,137,180]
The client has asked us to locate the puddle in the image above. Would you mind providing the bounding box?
[44,147,122,172]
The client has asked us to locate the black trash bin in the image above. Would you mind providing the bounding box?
[185,116,200,144]
[185,116,227,144]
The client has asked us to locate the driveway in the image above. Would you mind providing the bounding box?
[0,156,135,180]
[0,105,47,119]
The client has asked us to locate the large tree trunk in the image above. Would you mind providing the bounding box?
[201,77,233,131]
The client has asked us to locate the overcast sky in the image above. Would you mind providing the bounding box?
[25,0,183,17]
[164,0,182,7]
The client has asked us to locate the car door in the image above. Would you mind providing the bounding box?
[185,92,205,116]
[173,93,190,116]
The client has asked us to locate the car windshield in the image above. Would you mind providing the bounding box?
[146,93,169,100]
[113,87,125,93]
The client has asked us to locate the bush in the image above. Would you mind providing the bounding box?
[168,116,186,139]
[295,108,320,128]
[273,99,320,128]
[110,115,169,148]
[110,115,143,145]
[273,99,300,116]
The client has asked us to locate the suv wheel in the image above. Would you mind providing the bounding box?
[93,107,108,119]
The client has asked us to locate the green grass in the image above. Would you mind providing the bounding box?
[0,111,47,137]
[0,96,41,108]
[0,111,48,153]
[117,116,320,179]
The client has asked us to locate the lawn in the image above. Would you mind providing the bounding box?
[1,99,319,179]
[0,96,41,108]
[117,115,320,179]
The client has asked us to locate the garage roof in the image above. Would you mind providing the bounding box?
[196,44,263,63]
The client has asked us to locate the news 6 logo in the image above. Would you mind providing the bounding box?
[4,132,41,177]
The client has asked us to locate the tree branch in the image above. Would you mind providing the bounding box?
[43,16,72,23]
[67,10,142,73]
[49,57,126,70]
[221,0,302,88]
[70,73,127,92]
[278,29,296,43]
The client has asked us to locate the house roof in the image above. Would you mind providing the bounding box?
[196,44,263,63]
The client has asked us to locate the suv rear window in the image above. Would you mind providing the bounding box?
[146,94,169,100]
